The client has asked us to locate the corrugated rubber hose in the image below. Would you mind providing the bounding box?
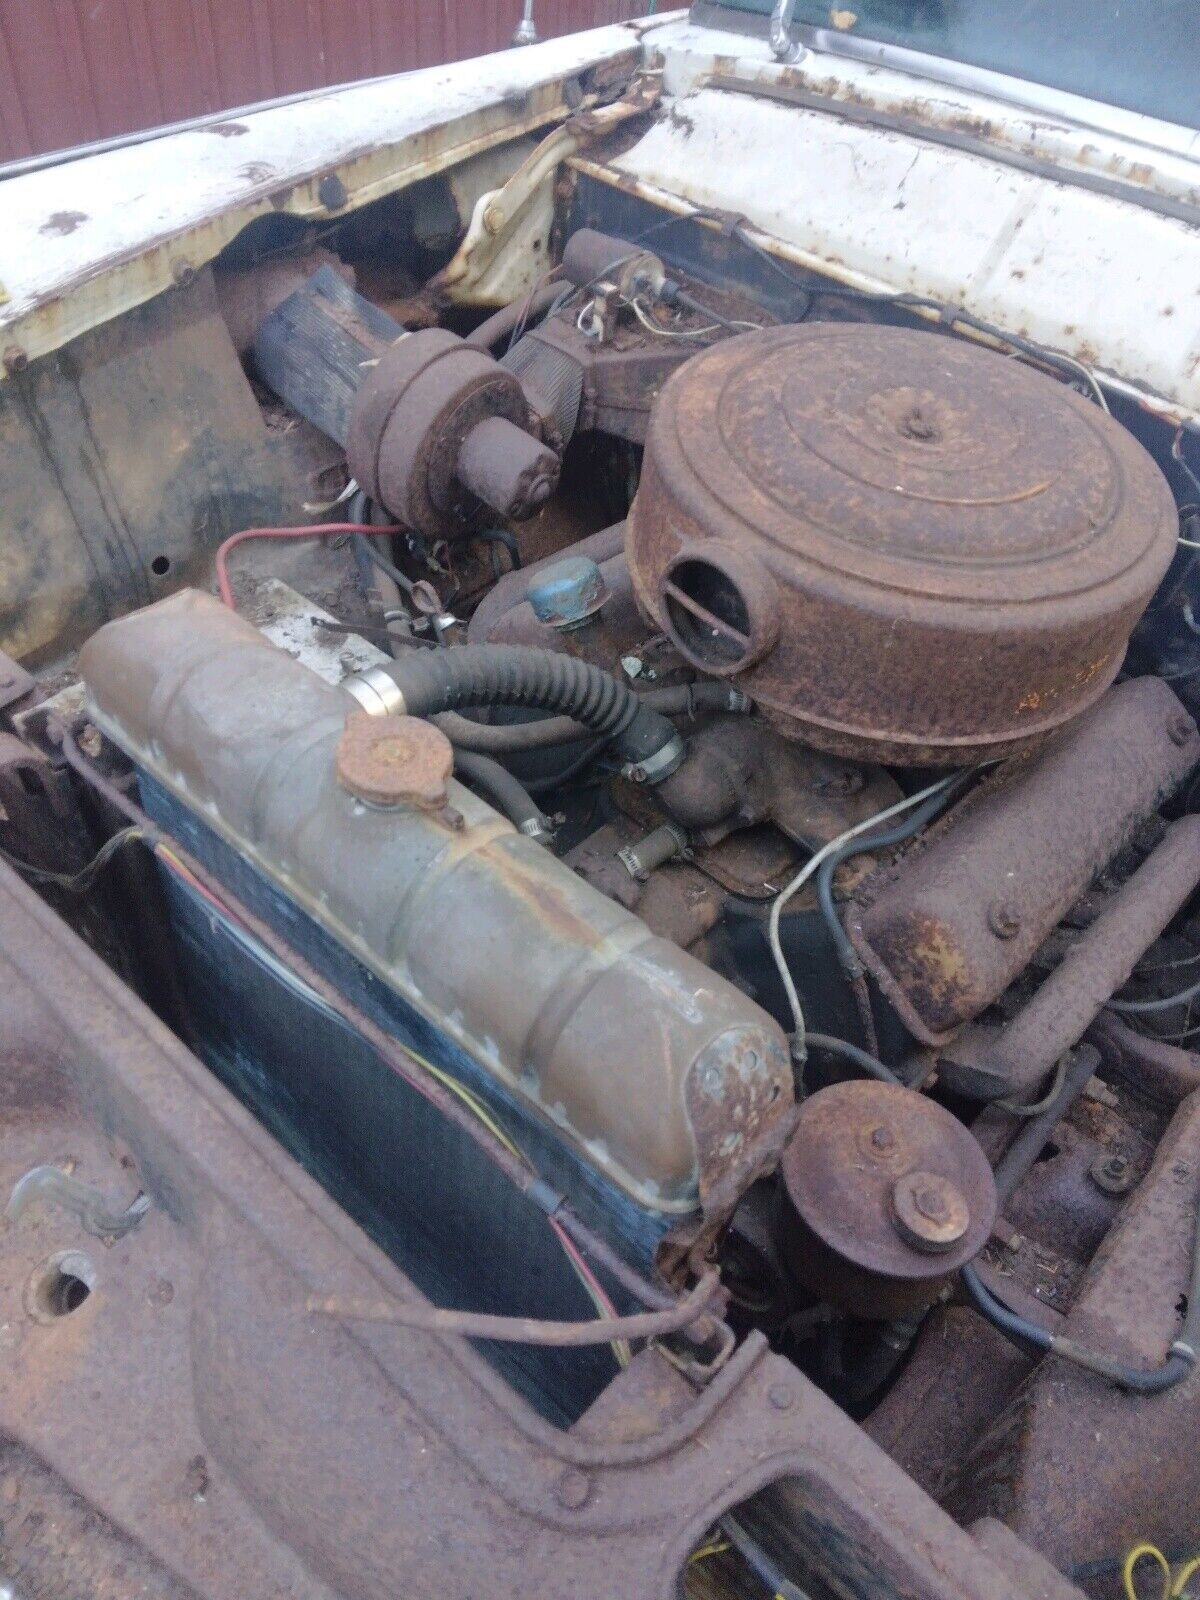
[364,644,685,777]
[434,680,750,756]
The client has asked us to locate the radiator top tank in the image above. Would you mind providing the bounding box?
[78,590,793,1224]
[626,323,1178,765]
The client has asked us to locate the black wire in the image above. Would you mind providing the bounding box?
[671,286,747,333]
[1151,1020,1200,1045]
[1174,426,1200,502]
[815,771,976,990]
[1109,975,1200,1015]
[354,532,415,596]
[805,1031,900,1086]
[0,827,142,892]
[524,737,611,794]
[962,1261,1196,1394]
[477,526,521,577]
[1068,1546,1200,1584]
[651,205,1108,401]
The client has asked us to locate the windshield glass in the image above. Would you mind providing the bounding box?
[701,1,1200,130]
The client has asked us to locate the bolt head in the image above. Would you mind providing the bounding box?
[556,1470,590,1509]
[768,1382,794,1411]
[869,1125,895,1154]
[700,1063,724,1097]
[1168,711,1195,748]
[891,1170,970,1253]
[988,900,1021,940]
[1090,1151,1134,1195]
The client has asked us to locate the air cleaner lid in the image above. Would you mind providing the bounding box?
[627,324,1178,764]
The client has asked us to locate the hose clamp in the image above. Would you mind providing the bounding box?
[342,666,406,719]
[622,732,686,786]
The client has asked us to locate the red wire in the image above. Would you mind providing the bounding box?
[214,522,400,608]
[152,834,625,1327]
[548,1216,620,1318]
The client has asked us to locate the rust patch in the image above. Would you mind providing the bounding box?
[39,211,88,236]
[850,679,1200,1044]
[626,324,1176,766]
[901,920,974,1011]
[0,853,1037,1600]
[335,711,453,813]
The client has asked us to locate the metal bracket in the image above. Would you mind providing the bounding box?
[7,1165,150,1241]
[0,649,35,715]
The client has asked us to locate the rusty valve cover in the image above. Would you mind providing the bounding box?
[625,324,1178,764]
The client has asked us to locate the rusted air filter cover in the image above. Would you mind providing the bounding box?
[626,325,1178,764]
[778,1078,996,1317]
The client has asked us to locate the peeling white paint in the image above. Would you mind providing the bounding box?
[2,7,1197,423]
[590,28,1200,419]
[0,24,643,368]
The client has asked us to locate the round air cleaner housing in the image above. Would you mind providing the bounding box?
[626,324,1178,764]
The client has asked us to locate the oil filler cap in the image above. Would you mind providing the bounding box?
[336,711,453,811]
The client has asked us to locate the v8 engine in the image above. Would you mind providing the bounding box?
[3,200,1199,1600]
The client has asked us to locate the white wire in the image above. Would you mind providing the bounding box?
[629,297,721,340]
[1004,346,1108,413]
[767,774,961,1065]
[628,297,762,341]
[1061,353,1110,413]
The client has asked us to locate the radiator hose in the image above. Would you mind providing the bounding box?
[452,750,555,845]
[343,645,686,782]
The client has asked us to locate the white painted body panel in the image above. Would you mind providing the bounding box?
[603,22,1200,417]
[2,9,1197,418]
[0,24,648,365]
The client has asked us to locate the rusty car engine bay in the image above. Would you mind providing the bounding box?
[0,135,1199,1600]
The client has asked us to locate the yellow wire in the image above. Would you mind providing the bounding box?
[689,1540,731,1563]
[410,1047,524,1160]
[1124,1544,1172,1600]
[685,1535,784,1599]
[155,843,631,1367]
[1173,1556,1200,1596]
[402,1045,631,1365]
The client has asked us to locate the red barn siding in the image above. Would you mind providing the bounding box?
[0,1,647,163]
